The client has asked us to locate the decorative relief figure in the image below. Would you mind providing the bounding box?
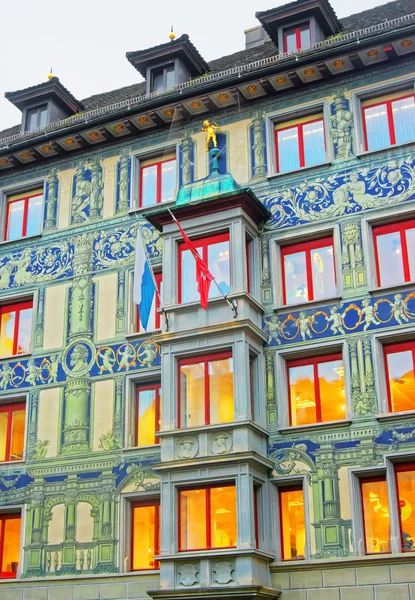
[30,439,50,459]
[265,314,283,344]
[116,344,136,371]
[71,159,103,223]
[212,562,234,584]
[296,311,313,341]
[177,437,199,459]
[116,151,131,213]
[209,431,233,455]
[326,306,345,335]
[392,293,410,325]
[179,130,195,186]
[99,430,121,451]
[44,168,59,230]
[96,348,116,373]
[178,564,199,586]
[63,340,96,378]
[361,298,380,331]
[330,89,353,159]
[136,341,159,368]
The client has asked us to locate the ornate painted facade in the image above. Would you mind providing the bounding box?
[1,1,415,598]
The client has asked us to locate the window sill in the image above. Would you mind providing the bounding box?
[274,295,342,314]
[157,419,269,438]
[376,410,415,422]
[128,198,177,216]
[125,329,162,341]
[356,139,415,160]
[122,444,160,452]
[0,352,31,364]
[158,548,274,561]
[279,420,351,434]
[0,459,25,466]
[0,233,42,247]
[267,160,331,180]
[270,552,415,571]
[368,281,415,297]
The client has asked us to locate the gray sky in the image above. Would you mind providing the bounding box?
[0,0,390,132]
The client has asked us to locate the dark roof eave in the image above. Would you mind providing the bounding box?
[1,21,415,156]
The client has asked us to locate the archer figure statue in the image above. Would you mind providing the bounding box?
[202,120,221,151]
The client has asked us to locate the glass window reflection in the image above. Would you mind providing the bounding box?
[396,466,415,552]
[280,487,305,560]
[1,515,21,578]
[386,345,415,413]
[361,478,391,554]
[131,503,159,570]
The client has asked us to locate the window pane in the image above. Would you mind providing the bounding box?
[26,109,38,132]
[209,357,234,424]
[180,489,206,550]
[39,107,47,129]
[17,308,32,355]
[280,488,305,560]
[152,71,164,92]
[2,517,21,577]
[361,479,390,554]
[387,350,415,412]
[396,468,415,551]
[180,362,205,427]
[277,127,300,173]
[318,359,345,422]
[364,103,390,151]
[376,231,405,286]
[285,31,297,53]
[311,245,335,300]
[210,486,237,548]
[6,200,24,241]
[208,241,230,297]
[289,364,316,425]
[165,66,175,89]
[132,505,157,569]
[300,27,311,49]
[181,248,198,303]
[284,251,308,305]
[405,227,415,281]
[10,409,25,461]
[161,159,176,203]
[0,310,16,357]
[392,96,415,145]
[303,120,325,167]
[137,389,156,446]
[141,165,157,207]
[0,412,9,461]
[26,194,43,237]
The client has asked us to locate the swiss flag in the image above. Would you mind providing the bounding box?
[172,215,214,310]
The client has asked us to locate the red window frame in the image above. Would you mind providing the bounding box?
[383,340,415,413]
[135,383,161,446]
[362,93,415,151]
[373,219,415,286]
[130,500,160,570]
[0,300,33,356]
[275,117,325,173]
[287,353,343,425]
[136,272,162,332]
[281,236,335,304]
[283,23,311,52]
[4,192,43,241]
[178,232,230,304]
[178,350,233,428]
[0,513,21,578]
[279,485,305,561]
[359,475,390,555]
[395,462,415,553]
[178,483,237,552]
[139,157,176,207]
[0,402,25,463]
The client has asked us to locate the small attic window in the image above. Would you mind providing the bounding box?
[283,23,311,53]
[25,104,48,132]
[151,64,175,93]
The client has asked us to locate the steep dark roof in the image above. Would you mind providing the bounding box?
[0,0,412,141]
[5,77,83,113]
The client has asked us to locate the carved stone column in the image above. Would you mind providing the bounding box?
[179,130,194,186]
[116,270,126,335]
[116,151,130,214]
[44,168,59,231]
[113,377,123,447]
[340,220,366,296]
[261,235,271,285]
[250,111,267,179]
[27,390,39,458]
[34,286,46,350]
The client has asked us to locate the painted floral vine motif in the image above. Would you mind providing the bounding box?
[260,156,415,230]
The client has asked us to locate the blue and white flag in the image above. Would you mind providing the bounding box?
[133,227,156,331]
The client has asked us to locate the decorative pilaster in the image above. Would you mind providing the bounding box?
[116,270,126,335]
[27,390,39,458]
[116,151,130,214]
[264,349,276,425]
[179,130,195,186]
[113,377,124,447]
[71,160,103,224]
[250,111,267,179]
[34,286,46,350]
[329,89,354,161]
[260,235,271,285]
[61,379,90,454]
[340,219,366,296]
[44,168,59,231]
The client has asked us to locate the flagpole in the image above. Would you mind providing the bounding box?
[135,217,169,331]
[167,208,238,318]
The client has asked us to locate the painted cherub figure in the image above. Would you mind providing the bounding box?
[49,353,61,384]
[296,311,313,342]
[266,315,284,345]
[326,306,345,335]
[392,293,409,325]
[201,120,221,151]
[26,359,40,386]
[98,349,116,373]
[137,342,157,367]
[118,345,135,372]
[361,298,380,331]
[0,363,12,390]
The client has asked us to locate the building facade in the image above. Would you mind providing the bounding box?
[0,0,415,598]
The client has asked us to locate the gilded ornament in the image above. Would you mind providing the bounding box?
[191,101,201,109]
[247,84,257,92]
[367,49,378,57]
[88,131,99,138]
[65,138,75,145]
[401,39,412,47]
[164,108,174,116]
[138,117,149,124]
[114,124,125,131]
[201,119,221,152]
[0,159,9,165]
[333,59,344,67]
[218,93,228,100]
[21,151,31,159]
[42,145,52,152]
[304,68,314,75]
[276,76,286,84]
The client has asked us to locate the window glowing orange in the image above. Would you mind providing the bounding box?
[131,502,159,570]
[179,485,237,551]
[361,478,391,554]
[135,384,161,447]
[279,487,305,560]
[384,341,415,413]
[0,514,21,578]
[0,403,25,462]
[395,464,415,552]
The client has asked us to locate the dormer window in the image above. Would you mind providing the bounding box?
[283,23,311,53]
[25,105,48,132]
[151,64,175,93]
